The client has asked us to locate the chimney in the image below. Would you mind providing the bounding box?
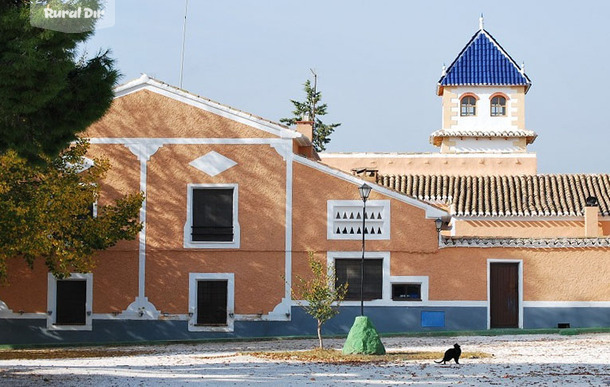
[295,120,313,142]
[584,196,599,238]
[351,168,379,183]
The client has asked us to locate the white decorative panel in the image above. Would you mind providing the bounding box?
[189,151,237,177]
[327,200,390,240]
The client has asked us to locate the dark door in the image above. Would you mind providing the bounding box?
[196,280,228,326]
[56,280,87,325]
[490,263,519,328]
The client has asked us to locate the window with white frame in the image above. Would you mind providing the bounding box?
[389,276,429,303]
[335,258,383,301]
[327,200,390,240]
[328,251,390,303]
[47,273,93,330]
[184,184,240,248]
[188,273,234,332]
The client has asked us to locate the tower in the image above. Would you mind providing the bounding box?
[431,17,537,155]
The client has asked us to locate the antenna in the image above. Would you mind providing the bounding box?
[179,0,189,89]
[310,68,317,129]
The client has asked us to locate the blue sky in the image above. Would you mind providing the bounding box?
[86,0,610,173]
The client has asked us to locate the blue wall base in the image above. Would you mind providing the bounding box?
[0,306,607,345]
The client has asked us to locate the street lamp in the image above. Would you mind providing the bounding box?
[435,218,443,233]
[358,183,372,316]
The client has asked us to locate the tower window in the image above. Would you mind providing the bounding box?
[491,96,507,116]
[460,96,476,116]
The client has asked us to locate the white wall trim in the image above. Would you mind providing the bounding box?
[487,259,523,329]
[291,299,487,308]
[47,273,93,331]
[0,300,47,319]
[523,301,610,308]
[295,156,448,219]
[184,184,240,249]
[188,273,235,332]
[265,150,294,321]
[89,137,288,146]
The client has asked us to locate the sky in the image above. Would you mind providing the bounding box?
[85,0,610,174]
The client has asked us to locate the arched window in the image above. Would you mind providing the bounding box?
[490,96,507,116]
[460,96,476,116]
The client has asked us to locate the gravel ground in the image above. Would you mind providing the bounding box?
[0,333,609,386]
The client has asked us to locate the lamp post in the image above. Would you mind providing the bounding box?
[358,183,372,316]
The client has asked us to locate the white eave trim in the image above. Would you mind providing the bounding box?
[441,237,610,249]
[294,155,448,219]
[113,74,300,140]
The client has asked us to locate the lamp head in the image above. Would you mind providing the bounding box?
[358,183,372,202]
[435,218,443,233]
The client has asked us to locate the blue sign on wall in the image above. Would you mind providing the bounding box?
[421,311,445,328]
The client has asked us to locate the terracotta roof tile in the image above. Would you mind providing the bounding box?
[377,174,610,217]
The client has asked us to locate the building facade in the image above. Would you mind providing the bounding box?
[0,21,608,345]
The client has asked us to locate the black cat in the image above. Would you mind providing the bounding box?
[434,343,461,364]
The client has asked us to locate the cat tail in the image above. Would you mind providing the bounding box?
[434,360,442,364]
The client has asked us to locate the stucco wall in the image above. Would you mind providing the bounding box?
[85,90,277,139]
[319,153,538,176]
[443,86,526,131]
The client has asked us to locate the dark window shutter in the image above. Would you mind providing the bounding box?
[335,259,383,301]
[197,280,228,326]
[192,189,233,241]
[56,280,87,325]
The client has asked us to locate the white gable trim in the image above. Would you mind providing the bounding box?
[294,155,449,219]
[114,75,300,140]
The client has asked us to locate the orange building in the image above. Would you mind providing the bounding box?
[0,20,608,344]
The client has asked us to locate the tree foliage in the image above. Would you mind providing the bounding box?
[280,79,341,152]
[0,0,119,162]
[0,140,143,282]
[292,251,348,349]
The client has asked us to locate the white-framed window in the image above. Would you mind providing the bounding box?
[184,184,240,249]
[188,273,235,332]
[327,200,390,240]
[327,252,390,304]
[47,273,93,331]
[389,276,429,303]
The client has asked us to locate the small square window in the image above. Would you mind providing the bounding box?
[392,283,421,301]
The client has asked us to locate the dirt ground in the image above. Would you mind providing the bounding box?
[0,333,609,386]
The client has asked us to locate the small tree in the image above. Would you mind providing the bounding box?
[280,79,341,152]
[292,251,348,349]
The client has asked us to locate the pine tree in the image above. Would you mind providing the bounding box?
[0,0,118,162]
[280,79,341,152]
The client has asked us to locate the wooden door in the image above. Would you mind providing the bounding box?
[490,263,519,328]
[56,280,87,325]
[196,280,228,326]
